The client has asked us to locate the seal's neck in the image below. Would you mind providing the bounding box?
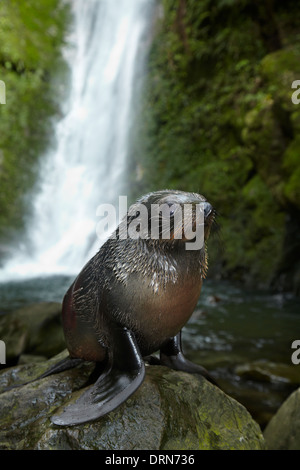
[108,237,207,284]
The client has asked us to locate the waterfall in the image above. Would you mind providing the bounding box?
[0,0,154,280]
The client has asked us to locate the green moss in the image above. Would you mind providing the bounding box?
[260,47,300,111]
[0,0,70,246]
[283,137,300,207]
[130,0,300,289]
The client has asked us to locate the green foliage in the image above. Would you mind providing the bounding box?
[0,0,70,244]
[283,136,300,206]
[131,0,300,289]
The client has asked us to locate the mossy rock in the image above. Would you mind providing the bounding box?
[0,358,265,450]
[260,47,300,112]
[282,135,300,208]
[264,388,300,450]
[0,0,71,241]
[0,302,65,362]
[235,360,300,385]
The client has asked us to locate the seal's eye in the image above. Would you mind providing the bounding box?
[127,210,140,223]
[167,203,176,217]
[131,210,140,219]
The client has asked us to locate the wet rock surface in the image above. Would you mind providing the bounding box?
[0,354,265,450]
[0,302,64,363]
[264,387,300,450]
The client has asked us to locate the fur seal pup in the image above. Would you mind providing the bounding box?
[51,190,216,426]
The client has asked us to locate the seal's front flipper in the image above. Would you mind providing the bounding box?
[160,331,218,386]
[51,327,145,426]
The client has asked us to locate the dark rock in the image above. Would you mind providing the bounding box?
[264,387,300,450]
[235,360,300,385]
[0,302,65,363]
[0,355,265,450]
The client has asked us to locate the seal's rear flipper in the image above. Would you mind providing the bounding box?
[38,356,84,379]
[160,331,218,387]
[51,327,145,426]
[5,356,84,392]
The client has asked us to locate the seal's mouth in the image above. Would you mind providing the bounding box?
[166,201,215,245]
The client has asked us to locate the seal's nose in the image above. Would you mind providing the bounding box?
[203,202,213,220]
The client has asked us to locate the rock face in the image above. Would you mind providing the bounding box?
[0,354,265,450]
[0,302,65,363]
[133,0,300,293]
[264,387,300,450]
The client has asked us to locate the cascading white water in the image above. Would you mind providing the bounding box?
[0,0,154,280]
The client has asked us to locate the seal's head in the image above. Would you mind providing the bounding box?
[122,189,215,249]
